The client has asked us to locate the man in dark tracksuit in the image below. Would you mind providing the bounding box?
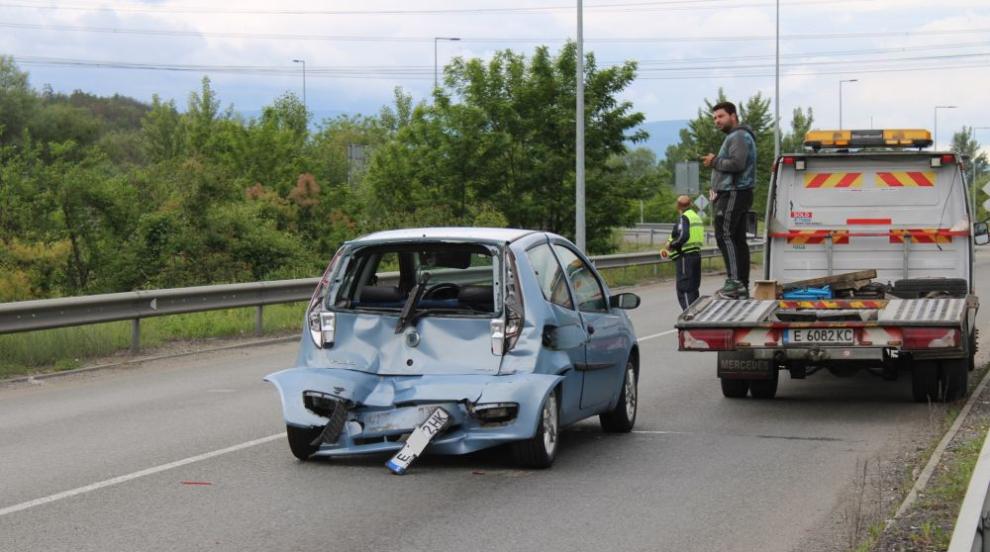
[702,101,756,299]
[661,195,704,310]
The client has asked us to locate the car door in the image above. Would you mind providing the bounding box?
[524,241,587,419]
[551,244,627,410]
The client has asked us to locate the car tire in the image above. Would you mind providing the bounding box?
[911,360,940,403]
[512,389,559,469]
[599,361,638,433]
[939,358,968,402]
[286,425,322,460]
[749,371,779,400]
[891,278,968,298]
[720,378,750,399]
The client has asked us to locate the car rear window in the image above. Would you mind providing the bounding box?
[334,243,499,314]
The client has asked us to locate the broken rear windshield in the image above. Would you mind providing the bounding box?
[333,243,500,315]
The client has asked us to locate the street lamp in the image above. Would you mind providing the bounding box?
[838,79,857,130]
[292,59,306,112]
[576,0,585,252]
[934,105,957,150]
[433,37,460,89]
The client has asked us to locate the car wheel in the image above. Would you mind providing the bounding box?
[911,360,940,403]
[512,389,559,469]
[599,361,637,433]
[286,425,321,460]
[749,371,779,400]
[720,378,749,398]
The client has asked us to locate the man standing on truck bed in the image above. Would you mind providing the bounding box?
[702,101,757,300]
[661,195,704,310]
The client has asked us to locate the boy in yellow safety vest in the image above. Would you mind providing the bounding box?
[661,195,705,310]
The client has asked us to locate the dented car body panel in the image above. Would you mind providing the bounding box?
[265,227,640,460]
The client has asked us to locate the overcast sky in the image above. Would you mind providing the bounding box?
[2,0,989,149]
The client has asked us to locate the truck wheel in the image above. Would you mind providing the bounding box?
[720,378,749,398]
[939,358,968,402]
[749,371,779,400]
[911,361,940,403]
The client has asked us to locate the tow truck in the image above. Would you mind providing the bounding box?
[675,129,990,401]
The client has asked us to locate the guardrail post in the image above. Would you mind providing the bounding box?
[255,305,264,336]
[649,228,655,246]
[130,318,140,354]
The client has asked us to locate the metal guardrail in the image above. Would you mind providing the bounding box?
[0,242,763,352]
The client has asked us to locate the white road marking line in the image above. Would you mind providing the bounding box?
[0,433,286,519]
[637,329,677,342]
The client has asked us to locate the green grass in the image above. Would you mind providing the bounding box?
[0,302,308,379]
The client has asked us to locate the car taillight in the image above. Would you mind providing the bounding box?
[307,248,344,349]
[309,311,336,349]
[679,329,734,351]
[901,327,960,350]
[495,249,525,355]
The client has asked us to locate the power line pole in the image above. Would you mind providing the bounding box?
[575,0,586,252]
[773,0,780,160]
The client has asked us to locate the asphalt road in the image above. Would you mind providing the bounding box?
[2,250,989,552]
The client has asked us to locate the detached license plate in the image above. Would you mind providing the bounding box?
[785,328,855,345]
[386,408,450,475]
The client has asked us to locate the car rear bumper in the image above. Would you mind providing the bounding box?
[265,368,562,456]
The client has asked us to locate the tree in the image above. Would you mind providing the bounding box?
[781,107,814,154]
[952,127,989,219]
[142,94,184,162]
[363,43,646,252]
[0,56,38,146]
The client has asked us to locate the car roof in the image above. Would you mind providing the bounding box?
[349,227,540,245]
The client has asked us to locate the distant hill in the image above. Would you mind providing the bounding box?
[629,119,689,161]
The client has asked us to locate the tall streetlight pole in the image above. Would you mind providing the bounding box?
[575,0,586,252]
[838,79,857,130]
[934,105,957,151]
[292,59,306,112]
[433,37,461,90]
[773,0,780,160]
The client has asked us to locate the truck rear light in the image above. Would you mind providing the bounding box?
[941,154,955,165]
[781,156,795,165]
[901,327,959,349]
[679,329,734,351]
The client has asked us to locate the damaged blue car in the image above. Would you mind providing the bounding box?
[265,228,641,471]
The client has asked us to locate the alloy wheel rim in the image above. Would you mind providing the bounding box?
[543,394,558,455]
[624,365,637,420]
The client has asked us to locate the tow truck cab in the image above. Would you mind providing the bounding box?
[676,129,989,402]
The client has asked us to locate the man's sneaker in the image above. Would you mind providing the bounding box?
[716,279,749,299]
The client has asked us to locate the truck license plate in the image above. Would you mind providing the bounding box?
[785,328,854,345]
[385,408,450,475]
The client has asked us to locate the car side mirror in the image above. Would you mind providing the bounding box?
[746,211,758,239]
[975,220,990,246]
[609,293,641,310]
[542,324,587,350]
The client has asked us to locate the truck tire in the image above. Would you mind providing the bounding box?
[911,361,940,403]
[891,278,968,298]
[939,358,968,402]
[749,371,779,400]
[720,378,749,398]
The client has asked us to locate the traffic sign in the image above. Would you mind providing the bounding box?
[983,198,990,212]
[694,194,709,211]
[983,181,990,196]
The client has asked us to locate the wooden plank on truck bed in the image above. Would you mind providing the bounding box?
[780,269,877,291]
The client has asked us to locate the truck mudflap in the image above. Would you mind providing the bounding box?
[717,350,773,380]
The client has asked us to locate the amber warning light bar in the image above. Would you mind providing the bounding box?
[804,129,933,150]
